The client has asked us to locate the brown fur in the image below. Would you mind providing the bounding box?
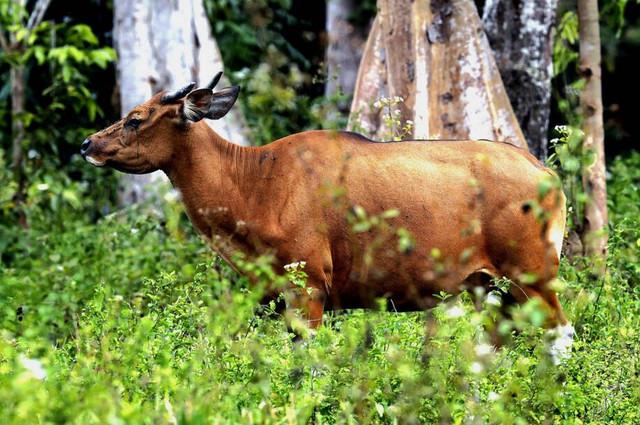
[83,92,568,328]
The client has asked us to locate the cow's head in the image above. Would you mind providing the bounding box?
[80,72,239,174]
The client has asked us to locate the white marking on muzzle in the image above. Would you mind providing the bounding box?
[86,156,106,167]
[548,323,575,365]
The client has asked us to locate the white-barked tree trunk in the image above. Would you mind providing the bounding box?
[348,0,527,149]
[114,0,249,204]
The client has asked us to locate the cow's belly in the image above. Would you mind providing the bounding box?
[326,246,488,311]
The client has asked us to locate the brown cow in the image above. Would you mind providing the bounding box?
[81,77,574,362]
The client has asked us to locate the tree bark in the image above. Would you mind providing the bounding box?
[349,0,526,149]
[578,0,608,258]
[483,0,559,160]
[9,65,25,173]
[348,16,387,137]
[113,0,250,205]
[379,0,414,127]
[9,64,27,228]
[325,0,367,111]
[113,0,159,205]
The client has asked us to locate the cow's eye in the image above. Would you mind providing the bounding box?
[125,118,142,129]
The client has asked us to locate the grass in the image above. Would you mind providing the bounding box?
[1,152,639,424]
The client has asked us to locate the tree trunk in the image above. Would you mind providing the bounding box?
[349,0,526,149]
[113,0,250,205]
[346,16,387,137]
[578,0,608,258]
[4,0,49,228]
[325,0,367,111]
[114,0,154,114]
[483,0,559,160]
[114,0,160,205]
[9,64,27,228]
[9,65,25,173]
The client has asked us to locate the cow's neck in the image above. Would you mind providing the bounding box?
[164,123,254,242]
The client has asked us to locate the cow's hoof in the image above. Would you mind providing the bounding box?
[548,323,575,365]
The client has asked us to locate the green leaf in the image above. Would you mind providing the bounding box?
[70,24,99,45]
[14,27,27,42]
[381,208,400,219]
[519,272,539,284]
[62,190,81,210]
[33,46,45,64]
[583,150,597,168]
[375,403,384,418]
[353,222,371,233]
[353,205,366,220]
[86,101,97,122]
[538,178,553,199]
[563,157,580,173]
[67,46,85,63]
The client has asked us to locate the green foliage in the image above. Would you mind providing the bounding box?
[553,11,579,78]
[552,0,638,125]
[0,4,119,259]
[607,151,640,286]
[374,96,414,141]
[547,125,597,231]
[0,152,115,262]
[1,154,639,423]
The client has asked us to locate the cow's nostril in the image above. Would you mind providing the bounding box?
[80,138,92,155]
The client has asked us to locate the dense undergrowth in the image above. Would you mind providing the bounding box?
[0,152,639,424]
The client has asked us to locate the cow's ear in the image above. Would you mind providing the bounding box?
[182,88,214,122]
[206,86,240,120]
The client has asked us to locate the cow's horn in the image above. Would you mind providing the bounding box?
[160,82,197,104]
[207,71,223,90]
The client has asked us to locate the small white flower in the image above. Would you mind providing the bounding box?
[164,397,178,425]
[445,305,465,318]
[470,361,483,374]
[284,261,306,271]
[485,292,502,307]
[36,183,49,191]
[19,356,46,380]
[474,343,493,357]
[487,391,500,402]
[163,189,181,203]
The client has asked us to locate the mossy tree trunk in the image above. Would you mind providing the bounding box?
[482,0,559,160]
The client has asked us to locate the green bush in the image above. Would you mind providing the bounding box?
[1,153,639,423]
